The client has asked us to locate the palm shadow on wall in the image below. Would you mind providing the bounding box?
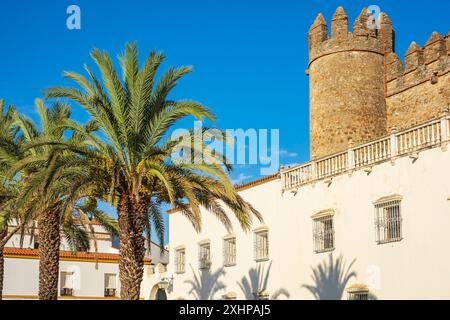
[302,254,357,300]
[237,262,290,300]
[184,264,226,300]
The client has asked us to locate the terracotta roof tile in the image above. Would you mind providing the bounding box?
[4,247,151,264]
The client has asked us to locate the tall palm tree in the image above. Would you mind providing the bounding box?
[4,99,118,300]
[45,43,262,299]
[0,100,33,299]
[0,165,23,300]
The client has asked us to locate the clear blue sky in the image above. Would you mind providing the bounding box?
[0,0,448,243]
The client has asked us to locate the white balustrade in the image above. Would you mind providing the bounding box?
[396,120,441,155]
[315,152,348,179]
[281,115,450,191]
[353,137,391,168]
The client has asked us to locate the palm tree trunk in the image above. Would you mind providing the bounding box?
[118,192,148,300]
[0,228,6,301]
[38,210,60,300]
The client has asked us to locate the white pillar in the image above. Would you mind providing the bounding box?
[347,140,355,170]
[390,128,398,164]
[280,165,285,191]
[311,160,317,181]
[440,112,449,151]
[440,113,449,142]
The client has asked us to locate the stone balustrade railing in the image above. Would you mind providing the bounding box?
[281,114,450,192]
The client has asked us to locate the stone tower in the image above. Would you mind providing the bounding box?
[308,7,393,159]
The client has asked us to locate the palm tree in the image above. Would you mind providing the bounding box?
[45,43,262,299]
[301,254,357,300]
[4,99,118,299]
[0,100,33,299]
[0,169,22,300]
[0,182,34,300]
[185,265,226,300]
[0,168,23,300]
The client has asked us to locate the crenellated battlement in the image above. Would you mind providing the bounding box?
[308,7,393,65]
[308,6,449,159]
[386,32,449,97]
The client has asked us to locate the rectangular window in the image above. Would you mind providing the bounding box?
[175,248,186,274]
[33,236,39,250]
[254,230,269,261]
[60,272,74,296]
[104,273,117,297]
[313,214,335,253]
[374,197,402,244]
[199,242,211,269]
[223,237,236,267]
[347,285,370,300]
[348,290,369,300]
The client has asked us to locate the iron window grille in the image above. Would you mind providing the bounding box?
[347,285,370,300]
[198,242,211,269]
[104,288,117,297]
[254,229,269,261]
[175,248,186,274]
[104,273,117,297]
[374,196,403,244]
[223,236,236,267]
[312,211,335,253]
[60,271,74,296]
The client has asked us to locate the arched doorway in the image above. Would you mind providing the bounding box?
[150,284,168,300]
[156,288,167,300]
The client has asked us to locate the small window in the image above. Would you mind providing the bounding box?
[374,195,402,244]
[222,292,237,300]
[347,285,369,300]
[256,289,270,300]
[198,242,211,269]
[254,228,269,261]
[60,272,74,296]
[175,248,186,274]
[33,236,39,250]
[223,236,236,267]
[104,273,117,297]
[312,210,335,253]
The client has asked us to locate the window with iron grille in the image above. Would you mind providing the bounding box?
[198,242,211,269]
[33,236,39,250]
[104,273,117,297]
[312,210,335,253]
[374,195,402,244]
[60,271,74,296]
[174,247,186,274]
[347,285,369,300]
[223,236,236,267]
[254,229,269,261]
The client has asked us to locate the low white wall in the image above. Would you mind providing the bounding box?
[3,257,121,299]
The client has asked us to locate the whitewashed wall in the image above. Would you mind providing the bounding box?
[3,220,168,299]
[6,224,116,254]
[167,146,450,300]
[3,257,121,299]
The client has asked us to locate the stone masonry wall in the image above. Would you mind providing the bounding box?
[386,33,450,131]
[309,50,387,159]
[308,7,390,159]
[308,6,449,159]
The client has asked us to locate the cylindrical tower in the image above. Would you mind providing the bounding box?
[308,7,393,159]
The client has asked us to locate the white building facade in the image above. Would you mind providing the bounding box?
[166,115,450,300]
[3,221,169,300]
